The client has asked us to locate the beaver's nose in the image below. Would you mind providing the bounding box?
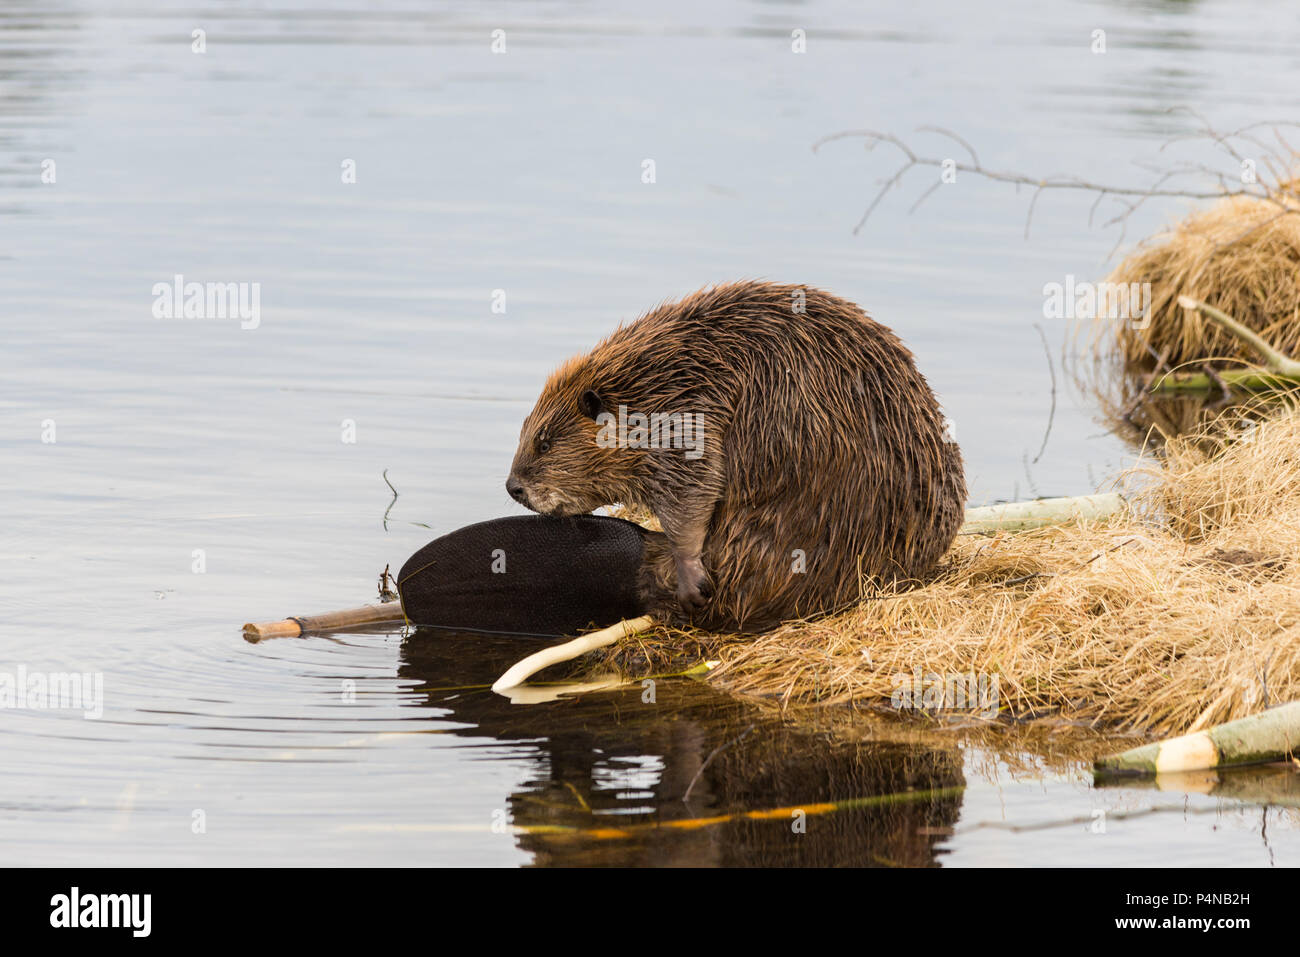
[506,476,527,504]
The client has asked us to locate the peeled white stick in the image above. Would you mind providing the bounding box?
[491,615,656,693]
[958,492,1124,535]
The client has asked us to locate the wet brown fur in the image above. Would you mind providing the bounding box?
[507,281,966,632]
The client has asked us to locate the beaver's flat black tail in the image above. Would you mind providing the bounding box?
[397,514,651,638]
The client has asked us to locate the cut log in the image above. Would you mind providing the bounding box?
[1095,700,1300,776]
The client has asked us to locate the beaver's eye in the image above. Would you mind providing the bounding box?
[538,438,551,453]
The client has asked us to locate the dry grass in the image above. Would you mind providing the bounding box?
[1088,180,1300,373]
[1076,181,1300,443]
[590,403,1300,736]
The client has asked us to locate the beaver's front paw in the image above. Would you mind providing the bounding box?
[674,557,712,615]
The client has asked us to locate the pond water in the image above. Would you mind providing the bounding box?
[3,0,1299,866]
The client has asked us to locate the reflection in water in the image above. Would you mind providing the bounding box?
[400,629,965,866]
[0,4,84,192]
[1105,763,1300,809]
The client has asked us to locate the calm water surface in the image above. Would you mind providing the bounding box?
[3,0,1300,865]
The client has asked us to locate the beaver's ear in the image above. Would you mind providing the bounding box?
[578,389,605,420]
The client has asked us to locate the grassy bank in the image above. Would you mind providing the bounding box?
[591,401,1300,735]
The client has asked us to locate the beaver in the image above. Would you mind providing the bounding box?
[506,280,965,632]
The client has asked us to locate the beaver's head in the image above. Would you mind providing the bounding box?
[507,357,641,516]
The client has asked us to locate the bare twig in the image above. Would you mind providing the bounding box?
[816,116,1300,249]
[1032,323,1056,464]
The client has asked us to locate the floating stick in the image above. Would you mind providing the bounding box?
[242,602,404,642]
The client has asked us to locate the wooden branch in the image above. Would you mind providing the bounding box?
[1177,296,1300,377]
[815,120,1300,238]
[1149,369,1297,394]
[242,602,404,642]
